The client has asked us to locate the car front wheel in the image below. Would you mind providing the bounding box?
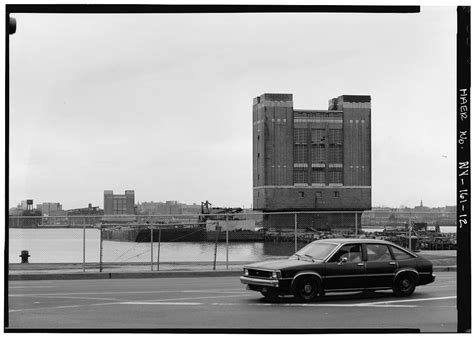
[293,276,320,302]
[393,274,416,297]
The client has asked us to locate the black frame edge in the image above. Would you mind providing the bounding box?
[5,4,420,14]
[456,5,471,334]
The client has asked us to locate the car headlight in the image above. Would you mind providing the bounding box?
[244,268,249,276]
[272,271,282,279]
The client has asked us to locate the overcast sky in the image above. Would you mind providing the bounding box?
[9,7,456,210]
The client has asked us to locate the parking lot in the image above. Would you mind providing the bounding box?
[7,272,456,332]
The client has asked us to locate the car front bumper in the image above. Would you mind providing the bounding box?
[240,276,279,288]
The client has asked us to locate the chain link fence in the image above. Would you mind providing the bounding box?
[8,210,456,272]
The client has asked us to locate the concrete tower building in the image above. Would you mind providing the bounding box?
[103,190,136,222]
[253,93,371,231]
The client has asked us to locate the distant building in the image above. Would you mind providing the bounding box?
[361,205,456,228]
[104,190,135,215]
[9,199,41,228]
[182,203,201,215]
[68,204,104,225]
[20,199,34,210]
[103,190,136,222]
[163,201,182,215]
[253,93,371,231]
[414,200,429,212]
[136,201,201,215]
[37,202,64,216]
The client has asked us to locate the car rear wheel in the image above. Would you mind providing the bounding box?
[293,276,319,302]
[393,274,416,297]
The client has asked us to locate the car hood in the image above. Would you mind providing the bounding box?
[245,258,321,270]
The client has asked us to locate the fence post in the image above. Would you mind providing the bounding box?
[99,223,103,272]
[213,225,220,270]
[83,217,86,272]
[408,215,412,251]
[150,225,154,271]
[294,213,298,253]
[157,226,161,271]
[355,212,358,237]
[226,215,229,270]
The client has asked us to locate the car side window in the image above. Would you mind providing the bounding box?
[366,244,392,261]
[391,246,414,260]
[328,244,362,263]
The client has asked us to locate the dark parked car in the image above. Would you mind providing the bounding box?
[240,238,435,301]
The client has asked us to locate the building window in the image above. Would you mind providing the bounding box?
[311,144,325,163]
[328,146,343,163]
[294,144,308,163]
[329,170,343,184]
[334,191,340,198]
[328,129,343,145]
[311,168,325,184]
[257,153,260,158]
[299,191,305,198]
[294,168,308,184]
[113,198,126,214]
[311,129,326,144]
[294,128,308,144]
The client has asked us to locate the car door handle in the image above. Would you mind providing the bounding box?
[357,263,365,267]
[389,262,396,265]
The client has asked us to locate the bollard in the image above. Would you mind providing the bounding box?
[20,250,30,263]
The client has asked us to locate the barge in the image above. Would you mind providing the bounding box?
[102,224,264,242]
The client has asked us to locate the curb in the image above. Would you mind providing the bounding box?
[9,270,242,281]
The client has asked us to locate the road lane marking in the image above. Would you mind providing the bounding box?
[143,294,254,302]
[9,297,457,313]
[9,301,121,313]
[425,285,457,288]
[256,303,419,308]
[120,302,201,306]
[20,295,130,301]
[114,302,418,308]
[8,293,253,313]
[8,289,246,297]
[10,286,55,289]
[181,289,247,294]
[9,290,187,296]
[358,296,456,306]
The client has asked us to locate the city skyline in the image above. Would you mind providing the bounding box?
[9,193,456,212]
[9,8,456,210]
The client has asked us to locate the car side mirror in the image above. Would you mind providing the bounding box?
[337,257,348,265]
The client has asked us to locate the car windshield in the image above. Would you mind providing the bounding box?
[291,242,339,261]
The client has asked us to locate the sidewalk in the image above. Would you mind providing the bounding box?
[8,250,457,281]
[8,261,246,280]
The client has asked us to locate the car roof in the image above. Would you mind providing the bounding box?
[314,238,395,245]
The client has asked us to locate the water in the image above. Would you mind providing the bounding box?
[8,227,456,264]
[8,228,297,264]
[362,226,456,234]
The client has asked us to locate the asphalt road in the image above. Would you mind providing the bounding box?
[7,272,456,332]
